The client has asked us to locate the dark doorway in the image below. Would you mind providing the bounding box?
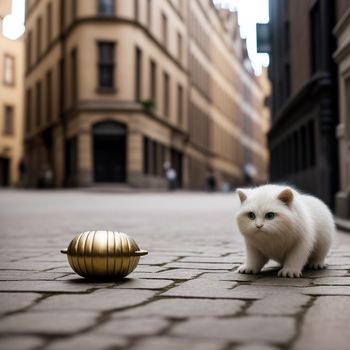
[65,137,78,187]
[0,157,10,186]
[93,121,126,183]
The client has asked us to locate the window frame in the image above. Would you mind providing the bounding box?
[3,105,14,136]
[97,41,116,91]
[3,54,15,86]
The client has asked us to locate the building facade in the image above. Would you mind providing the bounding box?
[24,0,268,189]
[0,1,24,186]
[267,0,350,209]
[334,4,350,218]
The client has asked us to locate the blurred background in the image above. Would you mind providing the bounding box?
[0,0,349,220]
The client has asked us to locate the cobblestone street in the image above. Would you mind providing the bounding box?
[1,190,350,350]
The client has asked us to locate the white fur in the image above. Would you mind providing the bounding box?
[235,184,334,278]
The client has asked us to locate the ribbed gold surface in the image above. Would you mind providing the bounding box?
[62,231,147,279]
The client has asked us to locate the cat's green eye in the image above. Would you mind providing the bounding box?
[247,212,256,220]
[265,212,275,220]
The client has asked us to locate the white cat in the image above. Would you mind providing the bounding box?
[235,184,334,278]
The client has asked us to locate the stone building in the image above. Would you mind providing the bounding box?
[266,0,350,210]
[334,4,350,219]
[24,0,268,189]
[0,1,24,186]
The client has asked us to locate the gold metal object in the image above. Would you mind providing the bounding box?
[61,231,148,280]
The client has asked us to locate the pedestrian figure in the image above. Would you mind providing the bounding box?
[38,163,53,188]
[206,169,216,192]
[18,158,26,188]
[165,164,177,191]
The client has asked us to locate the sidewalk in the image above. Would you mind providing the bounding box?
[0,190,350,350]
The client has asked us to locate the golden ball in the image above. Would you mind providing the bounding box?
[61,231,148,280]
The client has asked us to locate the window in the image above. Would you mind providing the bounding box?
[163,72,169,118]
[177,32,182,61]
[310,1,322,74]
[25,89,32,133]
[134,0,139,20]
[3,106,14,135]
[97,42,115,89]
[72,0,77,19]
[35,80,42,126]
[3,54,15,86]
[26,31,32,70]
[71,48,77,104]
[162,13,168,48]
[147,0,152,28]
[177,84,183,125]
[346,78,350,140]
[47,2,52,46]
[143,137,149,174]
[308,120,315,166]
[150,60,156,103]
[151,141,158,175]
[135,46,142,100]
[59,58,64,116]
[36,17,42,58]
[98,0,114,16]
[46,70,52,122]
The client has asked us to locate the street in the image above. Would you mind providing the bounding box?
[0,190,350,350]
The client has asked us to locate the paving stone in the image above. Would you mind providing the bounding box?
[179,256,243,264]
[163,262,235,270]
[129,336,226,350]
[134,265,165,273]
[200,272,259,282]
[252,277,312,287]
[0,292,41,314]
[130,268,204,280]
[46,333,128,350]
[116,298,245,318]
[301,286,350,295]
[112,278,173,290]
[0,270,67,281]
[96,317,169,336]
[0,336,44,350]
[293,296,350,350]
[233,345,279,350]
[0,261,67,271]
[247,294,311,316]
[312,277,350,285]
[32,289,155,311]
[226,285,299,300]
[0,311,98,334]
[0,280,114,293]
[139,255,179,265]
[172,316,296,344]
[302,269,350,278]
[162,279,238,298]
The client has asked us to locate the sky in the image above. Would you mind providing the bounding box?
[214,0,270,75]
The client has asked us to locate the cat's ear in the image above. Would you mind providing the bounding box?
[236,189,247,204]
[278,187,293,206]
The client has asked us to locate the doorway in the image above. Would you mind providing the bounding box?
[93,121,126,183]
[0,157,10,186]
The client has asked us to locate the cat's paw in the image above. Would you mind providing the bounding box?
[307,262,326,270]
[277,267,302,278]
[237,265,260,274]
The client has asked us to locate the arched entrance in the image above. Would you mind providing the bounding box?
[93,121,127,183]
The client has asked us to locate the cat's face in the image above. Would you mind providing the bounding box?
[236,187,295,238]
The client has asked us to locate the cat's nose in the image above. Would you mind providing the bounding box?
[256,224,264,229]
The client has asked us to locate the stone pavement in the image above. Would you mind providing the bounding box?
[0,190,350,350]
